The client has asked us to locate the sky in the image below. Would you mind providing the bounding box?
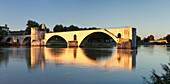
[0,0,170,39]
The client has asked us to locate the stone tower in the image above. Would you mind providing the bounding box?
[31,24,47,46]
[31,27,40,45]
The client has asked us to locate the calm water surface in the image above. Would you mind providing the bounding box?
[0,45,169,84]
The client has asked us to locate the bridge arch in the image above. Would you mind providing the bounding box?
[46,35,67,46]
[79,31,118,47]
[22,37,31,45]
[6,38,13,43]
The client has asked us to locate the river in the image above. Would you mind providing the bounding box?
[0,45,169,84]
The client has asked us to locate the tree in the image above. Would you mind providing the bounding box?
[142,37,149,42]
[53,24,64,32]
[25,20,39,35]
[46,28,50,33]
[142,35,155,42]
[88,27,98,30]
[67,25,79,31]
[0,30,8,37]
[0,28,8,41]
[136,35,141,42]
[148,35,154,41]
[166,34,170,42]
[52,24,99,32]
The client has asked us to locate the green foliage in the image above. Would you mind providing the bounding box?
[53,24,64,32]
[67,25,79,31]
[88,27,98,30]
[166,34,170,42]
[0,28,8,40]
[25,20,39,35]
[27,20,39,27]
[136,35,143,45]
[157,34,170,42]
[143,63,170,84]
[142,37,149,42]
[53,24,99,32]
[0,30,8,37]
[148,35,154,41]
[136,35,141,42]
[46,28,50,33]
[158,37,166,40]
[142,35,155,42]
[25,27,31,35]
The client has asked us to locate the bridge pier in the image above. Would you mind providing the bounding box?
[68,41,78,47]
[117,38,132,49]
[117,28,136,49]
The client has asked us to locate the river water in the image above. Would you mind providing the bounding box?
[0,45,169,84]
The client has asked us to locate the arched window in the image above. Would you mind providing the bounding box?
[117,33,121,38]
[74,34,77,40]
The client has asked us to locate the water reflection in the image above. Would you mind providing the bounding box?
[29,47,136,71]
[1,46,170,84]
[0,49,9,66]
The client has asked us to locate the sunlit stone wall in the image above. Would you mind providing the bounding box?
[44,28,136,49]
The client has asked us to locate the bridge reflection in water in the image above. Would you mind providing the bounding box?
[30,47,136,72]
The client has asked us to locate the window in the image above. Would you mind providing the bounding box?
[74,34,77,40]
[117,33,121,38]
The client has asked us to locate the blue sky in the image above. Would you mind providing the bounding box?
[0,0,170,39]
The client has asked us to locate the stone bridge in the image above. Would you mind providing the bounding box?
[4,35,31,45]
[4,27,136,49]
[31,27,136,49]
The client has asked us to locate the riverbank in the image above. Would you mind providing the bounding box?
[137,42,170,46]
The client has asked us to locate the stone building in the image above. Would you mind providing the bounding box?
[0,24,9,33]
[31,24,47,45]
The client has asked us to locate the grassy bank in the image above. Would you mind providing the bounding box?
[137,42,170,45]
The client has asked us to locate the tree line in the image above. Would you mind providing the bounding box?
[25,20,99,35]
[136,34,170,44]
[0,27,8,41]
[53,24,99,32]
[25,20,50,35]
